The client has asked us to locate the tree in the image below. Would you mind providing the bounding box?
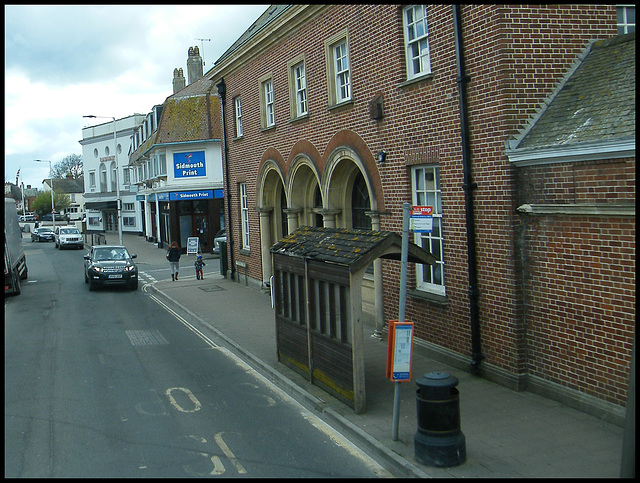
[52,154,83,180]
[31,191,71,217]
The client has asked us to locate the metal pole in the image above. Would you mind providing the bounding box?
[113,117,123,245]
[392,202,411,441]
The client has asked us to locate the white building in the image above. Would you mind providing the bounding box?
[79,114,146,237]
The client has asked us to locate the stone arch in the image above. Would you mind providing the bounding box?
[287,153,322,230]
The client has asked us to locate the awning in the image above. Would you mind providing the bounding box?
[84,201,117,210]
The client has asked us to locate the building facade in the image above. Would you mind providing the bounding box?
[80,114,146,236]
[209,4,634,421]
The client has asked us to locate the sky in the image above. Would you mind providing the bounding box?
[4,4,268,189]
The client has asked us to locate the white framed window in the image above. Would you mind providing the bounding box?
[89,171,96,188]
[617,5,635,34]
[122,167,130,185]
[110,161,117,191]
[411,165,445,296]
[403,5,431,80]
[100,164,107,192]
[159,153,167,175]
[333,41,350,102]
[325,31,351,106]
[123,216,136,227]
[123,203,135,211]
[240,182,250,249]
[261,79,275,128]
[234,97,243,137]
[293,62,307,116]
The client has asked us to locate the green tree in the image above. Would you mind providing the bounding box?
[31,191,71,217]
[52,154,83,180]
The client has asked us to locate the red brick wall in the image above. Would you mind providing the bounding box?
[221,4,628,404]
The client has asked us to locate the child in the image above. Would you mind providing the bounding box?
[195,254,206,280]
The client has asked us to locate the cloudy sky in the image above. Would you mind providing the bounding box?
[5,4,268,189]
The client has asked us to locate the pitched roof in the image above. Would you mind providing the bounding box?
[270,226,436,273]
[509,32,635,153]
[48,178,84,193]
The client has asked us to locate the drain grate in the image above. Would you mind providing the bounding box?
[126,329,168,346]
[199,285,224,292]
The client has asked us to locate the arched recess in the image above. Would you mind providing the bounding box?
[257,159,286,285]
[288,154,322,230]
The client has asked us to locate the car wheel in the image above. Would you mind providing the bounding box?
[84,271,88,283]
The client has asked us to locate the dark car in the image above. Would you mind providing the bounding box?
[41,212,66,221]
[84,245,138,291]
[31,227,55,242]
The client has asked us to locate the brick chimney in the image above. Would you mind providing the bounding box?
[173,68,186,94]
[187,46,203,84]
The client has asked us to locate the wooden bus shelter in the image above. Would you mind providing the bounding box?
[270,226,436,413]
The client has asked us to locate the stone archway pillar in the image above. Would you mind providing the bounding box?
[366,211,385,339]
[284,208,303,234]
[318,209,341,228]
[258,207,273,286]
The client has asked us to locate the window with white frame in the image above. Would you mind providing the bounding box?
[100,164,107,192]
[122,167,130,185]
[411,165,445,296]
[403,5,432,80]
[123,217,136,227]
[159,153,167,175]
[123,203,135,211]
[293,61,307,116]
[617,5,635,34]
[240,182,250,249]
[110,162,117,191]
[325,31,351,106]
[89,171,96,189]
[260,78,275,128]
[234,97,243,137]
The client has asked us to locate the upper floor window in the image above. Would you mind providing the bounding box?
[260,78,275,128]
[325,31,351,106]
[89,171,96,188]
[403,5,431,80]
[100,163,107,192]
[617,5,635,34]
[293,62,308,117]
[159,153,167,175]
[234,97,243,137]
[110,161,117,191]
[411,165,445,296]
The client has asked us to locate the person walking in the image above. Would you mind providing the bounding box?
[195,254,206,280]
[167,241,181,281]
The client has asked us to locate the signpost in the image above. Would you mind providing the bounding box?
[187,237,199,255]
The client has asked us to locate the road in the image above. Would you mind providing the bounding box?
[5,238,390,477]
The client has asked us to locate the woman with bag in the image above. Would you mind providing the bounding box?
[167,241,181,281]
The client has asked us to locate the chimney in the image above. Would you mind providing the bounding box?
[187,46,203,84]
[173,68,186,94]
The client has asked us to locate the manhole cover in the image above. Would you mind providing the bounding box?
[199,285,224,292]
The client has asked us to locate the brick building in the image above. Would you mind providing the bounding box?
[209,5,633,421]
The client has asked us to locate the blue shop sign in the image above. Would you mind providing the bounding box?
[174,151,206,178]
[170,190,214,201]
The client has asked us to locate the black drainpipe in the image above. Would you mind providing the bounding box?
[453,5,483,374]
[216,77,235,279]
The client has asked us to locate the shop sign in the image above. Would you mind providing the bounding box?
[174,151,206,178]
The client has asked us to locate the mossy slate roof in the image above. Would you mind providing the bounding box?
[270,226,436,273]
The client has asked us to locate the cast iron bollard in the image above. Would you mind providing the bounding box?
[414,371,466,467]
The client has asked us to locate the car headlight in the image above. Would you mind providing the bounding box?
[124,265,136,272]
[92,265,104,273]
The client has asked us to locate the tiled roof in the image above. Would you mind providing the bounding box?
[270,226,436,273]
[49,178,84,193]
[511,32,635,150]
[155,94,221,145]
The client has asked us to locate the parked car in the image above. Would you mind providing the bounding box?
[31,227,55,242]
[84,245,138,291]
[54,226,83,249]
[213,229,226,254]
[41,212,66,221]
[18,215,37,222]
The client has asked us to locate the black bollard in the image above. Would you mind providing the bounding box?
[414,371,466,467]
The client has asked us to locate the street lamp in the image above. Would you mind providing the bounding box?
[34,159,56,231]
[83,115,122,245]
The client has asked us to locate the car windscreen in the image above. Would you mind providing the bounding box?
[94,248,128,261]
[61,228,78,234]
[39,228,53,233]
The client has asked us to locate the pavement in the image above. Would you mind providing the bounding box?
[112,232,626,478]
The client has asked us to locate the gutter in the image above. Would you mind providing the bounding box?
[453,5,483,374]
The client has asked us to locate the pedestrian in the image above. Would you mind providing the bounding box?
[195,254,206,280]
[166,241,181,281]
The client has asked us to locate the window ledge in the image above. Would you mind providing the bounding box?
[239,248,251,256]
[328,99,354,112]
[233,135,244,141]
[398,73,435,89]
[260,125,276,133]
[289,113,309,124]
[408,289,448,306]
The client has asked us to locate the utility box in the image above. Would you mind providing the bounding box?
[415,371,466,467]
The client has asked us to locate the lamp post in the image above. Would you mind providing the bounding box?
[34,159,55,231]
[83,115,122,245]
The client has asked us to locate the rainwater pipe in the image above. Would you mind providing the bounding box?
[453,5,483,374]
[216,77,235,280]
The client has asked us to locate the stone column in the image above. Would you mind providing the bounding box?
[366,211,384,339]
[258,207,273,286]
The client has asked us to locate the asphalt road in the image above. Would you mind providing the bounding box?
[5,238,390,477]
